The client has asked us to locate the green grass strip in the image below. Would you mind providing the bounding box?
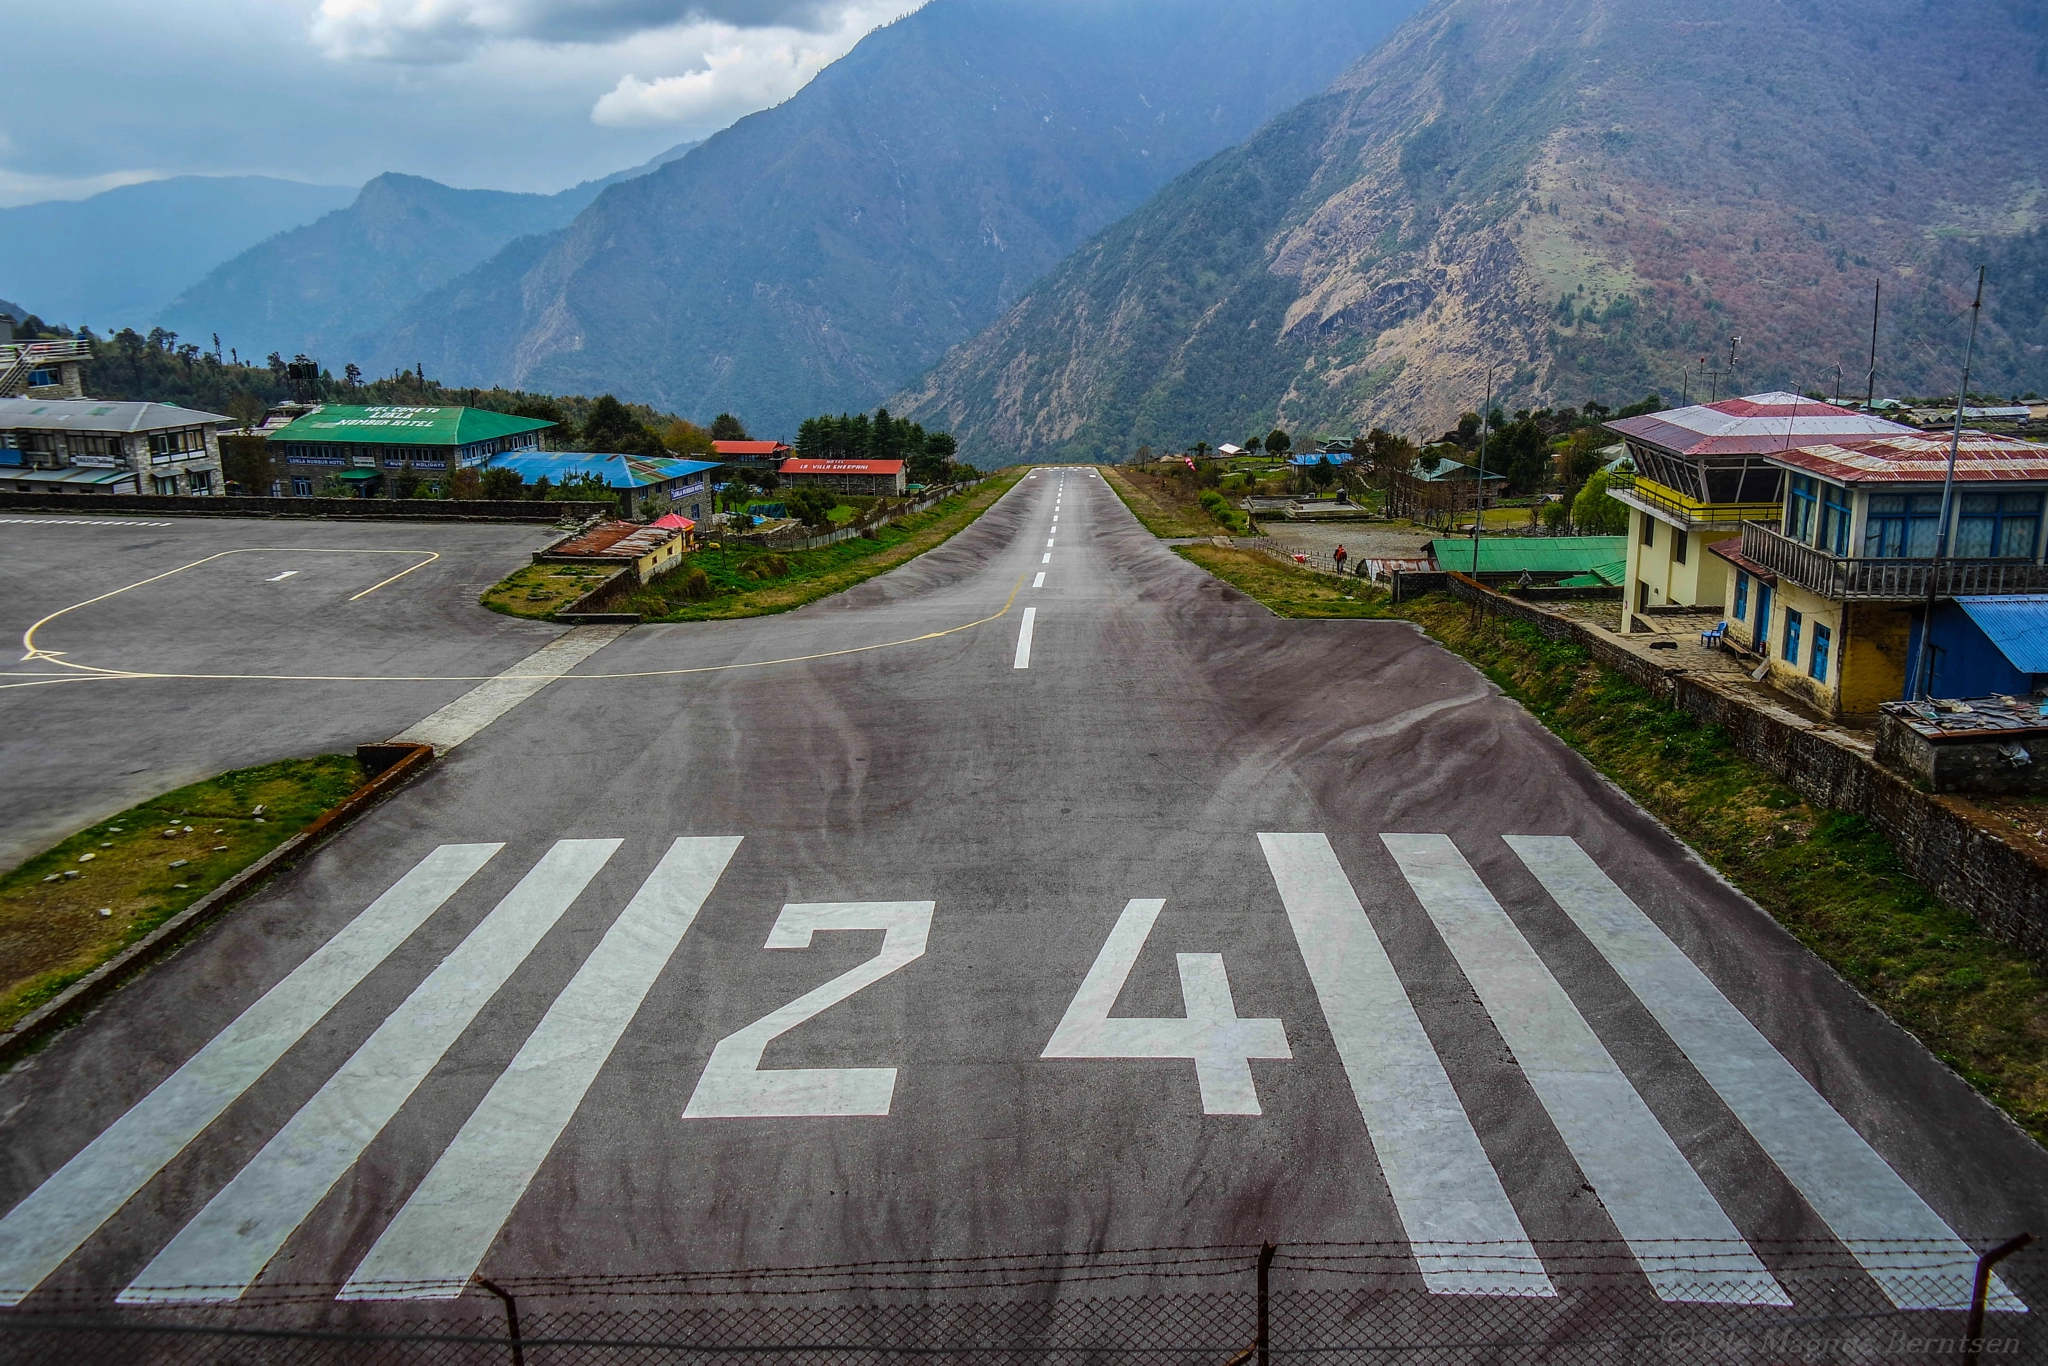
[0,756,365,1033]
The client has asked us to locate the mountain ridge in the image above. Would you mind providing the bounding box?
[157,141,698,364]
[0,177,355,331]
[366,0,1424,434]
[898,0,2048,460]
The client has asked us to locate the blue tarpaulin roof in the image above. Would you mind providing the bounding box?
[1287,452,1352,466]
[484,451,718,490]
[1954,596,2048,674]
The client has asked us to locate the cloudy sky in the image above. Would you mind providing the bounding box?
[5,0,920,206]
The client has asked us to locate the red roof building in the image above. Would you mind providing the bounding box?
[713,440,792,462]
[779,458,907,497]
[1600,392,1920,631]
[1759,432,2048,487]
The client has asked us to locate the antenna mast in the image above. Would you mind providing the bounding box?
[1914,266,1986,700]
[1865,278,1881,408]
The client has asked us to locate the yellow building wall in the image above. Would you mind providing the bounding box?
[1752,579,1840,714]
[1623,508,1731,629]
[1841,603,1916,714]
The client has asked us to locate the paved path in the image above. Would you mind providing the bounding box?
[0,475,2039,1341]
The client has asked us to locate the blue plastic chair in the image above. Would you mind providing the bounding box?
[1700,621,1728,648]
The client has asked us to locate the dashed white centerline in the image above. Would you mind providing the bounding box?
[1046,538,1054,547]
[1033,572,1045,588]
[265,571,299,582]
[1013,607,1037,670]
[1042,552,1051,563]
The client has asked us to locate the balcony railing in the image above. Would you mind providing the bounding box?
[1740,521,2048,600]
[1608,479,1780,530]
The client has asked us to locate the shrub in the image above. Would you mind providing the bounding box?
[677,566,713,601]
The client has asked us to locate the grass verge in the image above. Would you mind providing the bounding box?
[481,562,620,619]
[613,470,1025,622]
[0,756,365,1033]
[1180,543,2048,1144]
[1102,466,1250,537]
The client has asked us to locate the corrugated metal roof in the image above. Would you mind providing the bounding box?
[1762,432,2048,484]
[1426,536,1628,573]
[1608,391,1912,457]
[270,405,555,447]
[1954,595,2048,674]
[0,397,230,432]
[0,465,139,485]
[1415,457,1506,483]
[714,440,791,456]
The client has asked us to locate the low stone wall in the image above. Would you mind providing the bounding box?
[1438,572,2048,960]
[0,491,609,522]
[1875,714,2048,797]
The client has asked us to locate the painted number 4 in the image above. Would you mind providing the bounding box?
[1043,899,1289,1114]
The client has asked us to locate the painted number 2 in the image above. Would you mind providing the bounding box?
[1042,899,1289,1114]
[683,902,934,1118]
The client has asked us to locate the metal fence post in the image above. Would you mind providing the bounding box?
[1257,1242,1275,1366]
[1965,1233,2033,1366]
[476,1275,527,1366]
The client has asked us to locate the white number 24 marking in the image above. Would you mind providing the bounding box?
[1042,898,1289,1114]
[683,902,934,1118]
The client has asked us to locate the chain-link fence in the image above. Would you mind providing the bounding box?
[3,1238,2037,1365]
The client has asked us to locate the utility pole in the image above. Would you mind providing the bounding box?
[1472,364,1496,574]
[1914,266,1986,701]
[1727,335,1742,399]
[1681,361,1691,406]
[1865,278,1882,409]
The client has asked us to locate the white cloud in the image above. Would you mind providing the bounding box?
[310,0,849,62]
[593,34,826,126]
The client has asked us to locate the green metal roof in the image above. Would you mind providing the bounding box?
[268,405,554,447]
[1428,536,1629,574]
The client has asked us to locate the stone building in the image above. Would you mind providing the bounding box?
[0,397,227,495]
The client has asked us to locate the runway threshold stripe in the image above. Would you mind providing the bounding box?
[389,624,630,754]
[1505,835,2016,1312]
[1382,836,1788,1307]
[1258,833,1552,1298]
[0,844,501,1307]
[118,839,620,1305]
[1013,607,1037,669]
[340,837,742,1301]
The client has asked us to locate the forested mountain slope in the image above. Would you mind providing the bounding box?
[369,0,1422,434]
[899,0,2048,461]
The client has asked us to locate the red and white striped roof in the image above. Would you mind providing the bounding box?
[1608,392,1913,456]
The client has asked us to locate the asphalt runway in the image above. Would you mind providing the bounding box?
[0,476,2041,1352]
[0,516,560,868]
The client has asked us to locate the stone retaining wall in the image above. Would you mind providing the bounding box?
[1439,572,2048,959]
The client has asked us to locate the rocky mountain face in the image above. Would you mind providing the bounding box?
[365,0,1423,435]
[157,143,697,364]
[899,0,2048,462]
[0,177,354,331]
